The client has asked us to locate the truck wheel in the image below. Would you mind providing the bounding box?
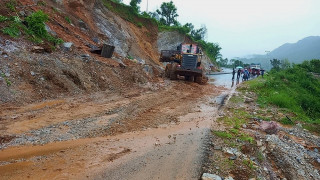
[195,75,202,84]
[170,63,178,80]
[165,64,172,78]
[189,76,194,82]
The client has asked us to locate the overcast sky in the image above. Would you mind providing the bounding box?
[123,0,320,59]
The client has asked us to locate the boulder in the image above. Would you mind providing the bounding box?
[259,121,279,134]
[201,173,222,180]
[45,24,57,36]
[31,46,45,53]
[62,42,73,51]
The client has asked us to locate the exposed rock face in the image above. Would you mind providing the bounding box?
[157,31,185,51]
[94,7,131,57]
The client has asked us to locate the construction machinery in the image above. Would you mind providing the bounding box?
[160,43,207,84]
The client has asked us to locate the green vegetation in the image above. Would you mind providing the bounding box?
[247,60,320,130]
[213,131,233,139]
[37,0,47,6]
[216,108,255,144]
[243,159,256,170]
[300,59,320,73]
[0,11,63,45]
[257,151,264,162]
[280,117,295,125]
[239,133,254,143]
[102,0,156,27]
[229,95,243,103]
[65,16,72,24]
[0,15,8,22]
[129,0,141,13]
[6,0,17,12]
[1,73,12,86]
[156,1,178,26]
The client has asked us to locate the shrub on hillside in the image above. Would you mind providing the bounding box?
[0,11,63,46]
[248,61,320,123]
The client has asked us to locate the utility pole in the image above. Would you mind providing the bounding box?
[146,0,149,12]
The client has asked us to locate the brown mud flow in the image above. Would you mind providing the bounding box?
[0,82,226,180]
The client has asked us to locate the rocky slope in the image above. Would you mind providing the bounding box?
[0,0,213,106]
[202,81,320,180]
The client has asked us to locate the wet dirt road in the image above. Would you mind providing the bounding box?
[94,99,217,180]
[0,81,231,180]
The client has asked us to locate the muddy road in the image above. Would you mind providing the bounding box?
[0,79,233,180]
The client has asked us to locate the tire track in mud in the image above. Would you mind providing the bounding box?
[0,82,226,179]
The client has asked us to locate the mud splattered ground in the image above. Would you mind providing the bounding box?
[0,81,226,180]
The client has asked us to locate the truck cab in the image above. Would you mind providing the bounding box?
[160,43,206,83]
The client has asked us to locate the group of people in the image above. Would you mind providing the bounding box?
[232,67,265,81]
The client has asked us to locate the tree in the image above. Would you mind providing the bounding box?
[202,41,221,62]
[191,25,207,41]
[281,59,291,69]
[156,1,178,26]
[112,0,123,3]
[183,23,194,34]
[217,58,228,67]
[232,60,244,67]
[130,0,141,13]
[270,58,281,71]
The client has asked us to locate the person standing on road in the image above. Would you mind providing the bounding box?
[237,69,241,79]
[261,69,265,78]
[232,68,236,80]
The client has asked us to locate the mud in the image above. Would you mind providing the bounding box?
[0,81,226,179]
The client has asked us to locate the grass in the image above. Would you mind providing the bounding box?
[243,159,256,170]
[219,108,250,128]
[213,130,233,139]
[37,0,46,6]
[0,15,8,22]
[2,24,20,37]
[65,16,71,24]
[303,124,320,134]
[257,151,264,162]
[0,11,63,46]
[247,61,320,133]
[1,73,12,86]
[6,0,17,12]
[239,133,254,143]
[247,63,320,123]
[229,95,243,103]
[280,117,295,125]
[101,0,157,28]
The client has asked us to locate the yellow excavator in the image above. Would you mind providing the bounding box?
[160,43,208,84]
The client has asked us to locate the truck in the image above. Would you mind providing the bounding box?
[160,43,207,84]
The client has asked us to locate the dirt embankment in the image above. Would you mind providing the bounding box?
[0,0,165,105]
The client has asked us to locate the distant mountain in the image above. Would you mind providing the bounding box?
[269,36,320,63]
[238,36,320,70]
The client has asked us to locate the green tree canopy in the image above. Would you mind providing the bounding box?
[130,0,141,12]
[281,59,291,69]
[156,1,178,26]
[270,58,281,71]
[217,58,228,67]
[191,25,207,41]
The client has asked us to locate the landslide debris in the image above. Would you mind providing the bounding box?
[0,0,165,106]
